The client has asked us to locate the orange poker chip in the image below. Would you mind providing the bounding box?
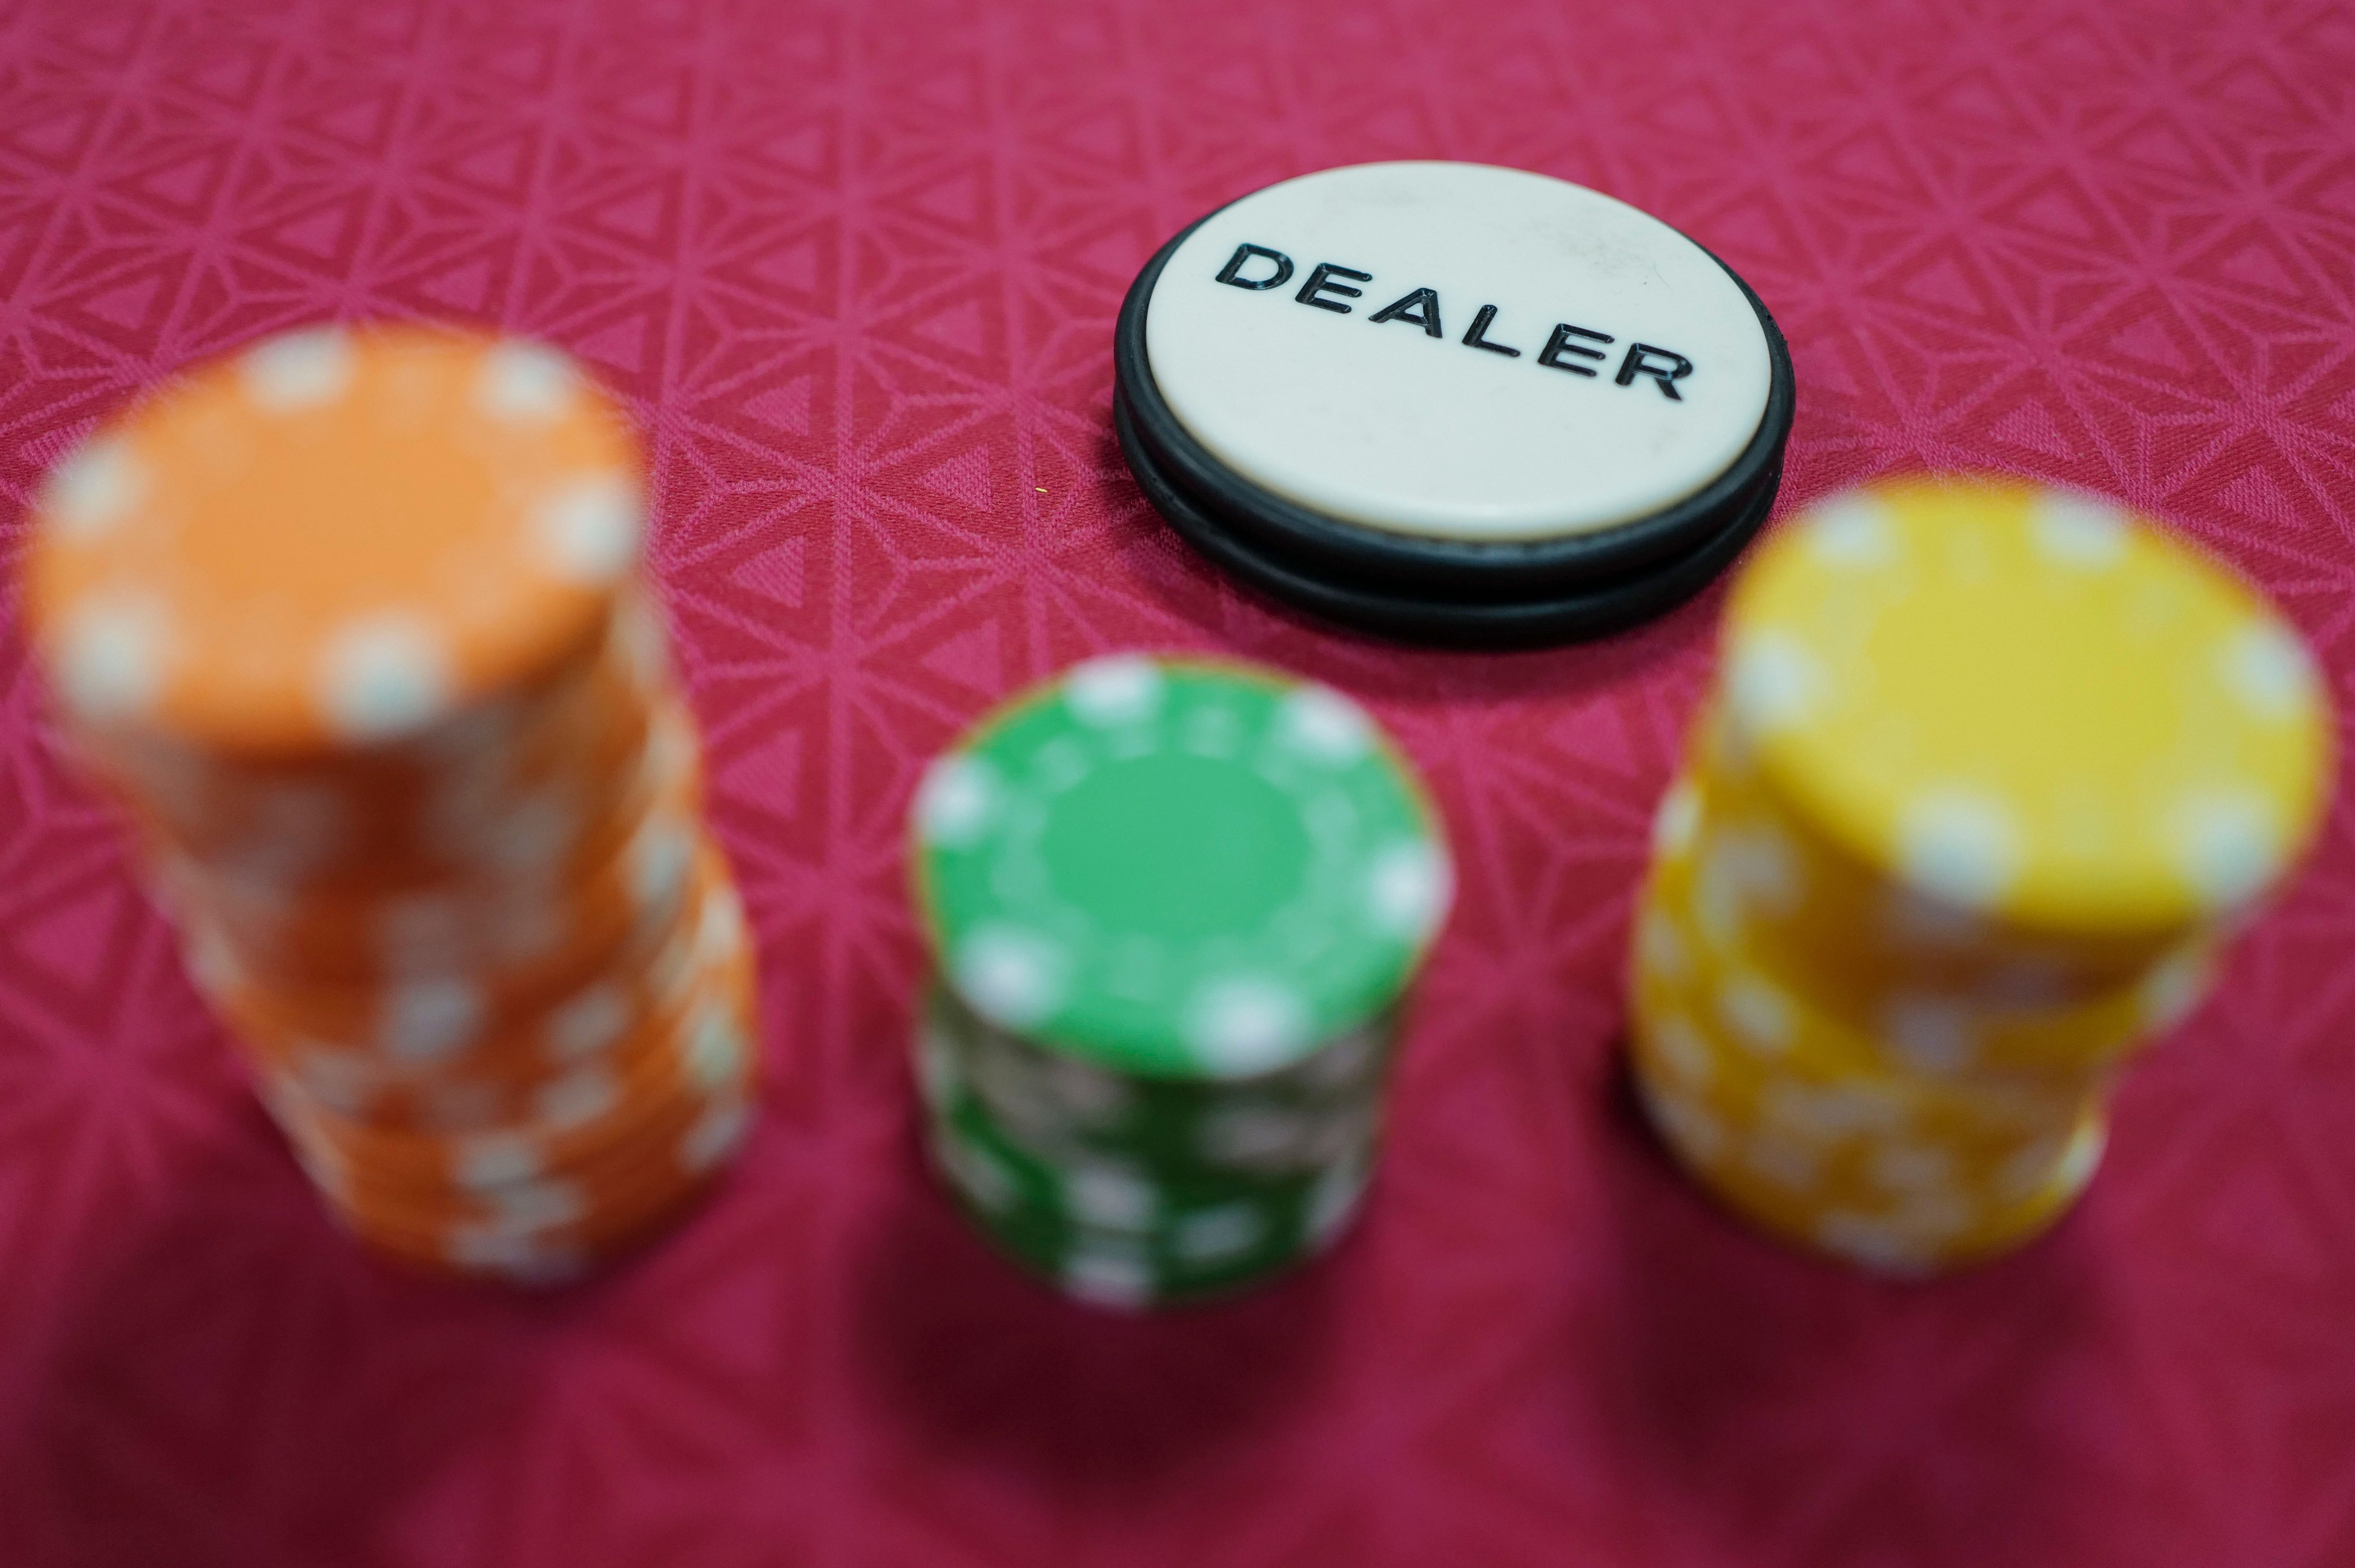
[23,323,643,759]
[281,914,755,1284]
[168,699,706,991]
[316,1028,758,1250]
[267,863,756,1195]
[240,847,747,1131]
[194,814,706,1071]
[24,322,755,1282]
[253,849,747,1137]
[284,847,760,1282]
[99,589,681,897]
[305,953,760,1279]
[326,1109,749,1284]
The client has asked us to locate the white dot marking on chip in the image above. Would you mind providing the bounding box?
[56,594,171,723]
[1649,1012,1713,1087]
[456,1134,540,1190]
[696,881,749,968]
[1869,1144,1958,1197]
[1063,654,1164,727]
[616,597,671,692]
[1726,630,1821,735]
[680,1097,752,1172]
[627,813,696,908]
[1062,1247,1155,1309]
[1278,684,1373,763]
[2029,491,2130,568]
[1304,1158,1371,1248]
[535,472,644,583]
[938,1133,1017,1213]
[490,1180,588,1231]
[1636,909,1688,980]
[2051,1117,2107,1195]
[1062,1165,1158,1231]
[241,326,355,410]
[953,925,1070,1030]
[1805,492,1898,567]
[1651,778,1701,859]
[971,1052,1062,1140]
[1693,853,1745,946]
[535,1068,620,1129]
[381,977,483,1063]
[477,340,579,422]
[487,1246,592,1288]
[2172,789,2281,909]
[546,982,630,1060]
[1295,1023,1378,1090]
[1813,1212,1937,1275]
[1043,1056,1131,1123]
[320,614,452,740]
[1715,974,1794,1054]
[1186,976,1311,1075]
[1367,840,1451,941]
[1643,1085,1727,1164]
[913,1021,960,1109]
[44,438,144,541]
[914,755,999,848]
[1707,823,1803,912]
[181,909,243,993]
[1198,1105,1316,1167]
[687,1006,746,1088]
[1790,1084,1907,1137]
[481,792,579,872]
[295,1048,378,1115]
[1897,787,2020,911]
[2220,622,2320,723]
[2138,948,2210,1031]
[1172,1203,1265,1265]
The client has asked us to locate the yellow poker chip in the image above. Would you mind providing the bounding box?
[1720,477,2333,942]
[1650,749,2219,1074]
[1628,861,2109,1273]
[1626,1029,2107,1275]
[1634,820,2109,1139]
[1627,473,2335,1273]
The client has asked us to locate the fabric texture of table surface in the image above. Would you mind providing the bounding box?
[2,1,2352,1564]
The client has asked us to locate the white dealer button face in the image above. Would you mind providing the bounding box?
[1145,162,1774,544]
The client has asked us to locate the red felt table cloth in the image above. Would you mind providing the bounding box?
[2,2,2352,1564]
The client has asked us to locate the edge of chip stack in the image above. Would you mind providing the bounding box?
[906,654,1452,1308]
[1626,475,2335,1273]
[22,322,760,1285]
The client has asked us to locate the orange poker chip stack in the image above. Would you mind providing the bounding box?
[20,323,760,1284]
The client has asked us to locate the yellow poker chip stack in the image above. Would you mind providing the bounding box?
[1629,477,2335,1272]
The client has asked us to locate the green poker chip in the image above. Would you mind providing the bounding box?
[910,655,1450,1079]
[907,653,1444,1307]
[921,1069,1374,1308]
[917,981,1396,1175]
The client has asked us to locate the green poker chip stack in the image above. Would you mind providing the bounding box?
[908,654,1452,1308]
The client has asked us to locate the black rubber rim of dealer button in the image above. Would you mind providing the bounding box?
[1112,205,1799,643]
[1116,388,1782,646]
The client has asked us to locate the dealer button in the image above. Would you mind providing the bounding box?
[1113,161,1795,645]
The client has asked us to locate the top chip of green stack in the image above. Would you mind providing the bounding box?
[910,655,1450,1079]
